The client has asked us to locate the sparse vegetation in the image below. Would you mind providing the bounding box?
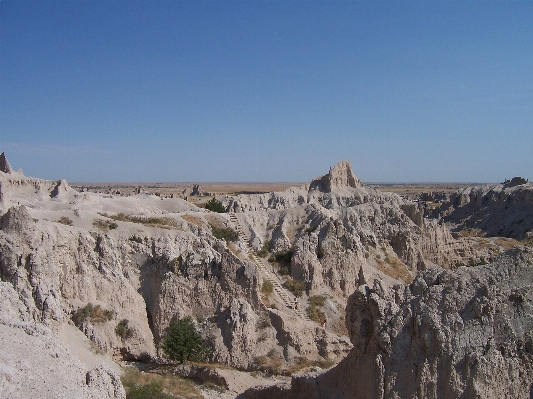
[121,369,202,399]
[261,280,273,294]
[307,295,326,324]
[126,381,173,399]
[115,319,134,340]
[162,317,212,364]
[93,218,118,232]
[72,303,113,327]
[253,354,283,374]
[257,240,270,258]
[269,250,293,275]
[209,224,238,242]
[98,212,179,228]
[56,216,73,226]
[284,277,306,297]
[181,214,204,228]
[205,198,226,213]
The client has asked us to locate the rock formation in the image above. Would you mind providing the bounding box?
[222,161,470,300]
[0,152,13,174]
[0,167,351,375]
[2,156,530,397]
[243,247,533,399]
[427,178,533,240]
[309,160,363,192]
[0,282,125,399]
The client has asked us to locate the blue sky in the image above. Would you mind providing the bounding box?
[1,1,532,183]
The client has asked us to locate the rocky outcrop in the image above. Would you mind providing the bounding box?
[0,199,349,370]
[50,179,77,199]
[0,152,13,174]
[227,165,469,298]
[244,248,533,398]
[309,160,363,192]
[0,282,125,399]
[428,179,533,240]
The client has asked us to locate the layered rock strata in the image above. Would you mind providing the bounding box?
[243,247,533,399]
[426,178,533,240]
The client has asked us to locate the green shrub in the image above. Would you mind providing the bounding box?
[210,224,238,242]
[269,250,293,275]
[261,280,273,294]
[269,251,293,264]
[115,319,134,340]
[162,317,212,364]
[205,198,226,213]
[308,295,326,307]
[127,382,173,399]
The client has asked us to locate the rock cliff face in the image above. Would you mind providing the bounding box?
[0,282,125,399]
[244,247,533,399]
[426,178,533,240]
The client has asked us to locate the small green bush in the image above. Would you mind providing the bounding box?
[308,295,326,307]
[162,317,212,364]
[261,280,273,294]
[127,382,173,399]
[269,250,293,275]
[93,219,119,232]
[269,251,293,264]
[115,319,134,340]
[205,198,226,213]
[210,224,238,242]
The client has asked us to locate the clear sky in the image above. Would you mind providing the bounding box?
[1,1,532,183]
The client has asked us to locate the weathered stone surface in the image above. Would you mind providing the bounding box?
[0,282,125,399]
[50,179,77,199]
[0,170,350,371]
[0,152,13,174]
[428,180,533,240]
[244,248,533,399]
[309,160,363,192]
[223,161,471,300]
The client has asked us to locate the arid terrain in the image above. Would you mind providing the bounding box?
[1,152,532,399]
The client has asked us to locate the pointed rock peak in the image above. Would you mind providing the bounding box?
[310,160,363,193]
[358,267,367,286]
[0,205,33,233]
[0,152,13,174]
[50,179,74,198]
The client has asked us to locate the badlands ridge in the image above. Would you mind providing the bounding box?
[1,152,532,398]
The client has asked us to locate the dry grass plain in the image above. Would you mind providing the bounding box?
[71,181,476,198]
